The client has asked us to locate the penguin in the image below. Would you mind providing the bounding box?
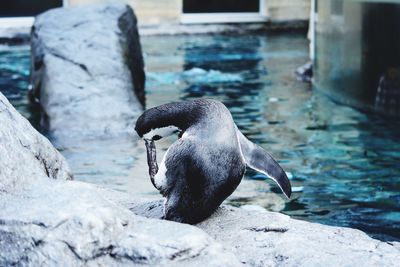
[135,99,291,224]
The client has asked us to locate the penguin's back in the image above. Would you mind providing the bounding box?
[157,99,247,223]
[185,99,238,143]
[162,136,245,223]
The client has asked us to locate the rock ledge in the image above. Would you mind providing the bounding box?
[30,4,145,144]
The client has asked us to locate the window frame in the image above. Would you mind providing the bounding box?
[181,0,267,24]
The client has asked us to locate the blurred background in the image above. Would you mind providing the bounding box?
[0,0,399,242]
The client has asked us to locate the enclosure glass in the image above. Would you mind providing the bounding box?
[314,0,400,117]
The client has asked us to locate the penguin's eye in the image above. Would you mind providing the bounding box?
[152,135,162,141]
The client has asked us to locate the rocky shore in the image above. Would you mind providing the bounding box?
[0,3,399,267]
[1,91,399,266]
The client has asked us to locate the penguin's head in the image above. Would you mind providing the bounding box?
[135,109,181,141]
[135,100,203,141]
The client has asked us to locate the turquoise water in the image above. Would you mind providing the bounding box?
[1,34,399,242]
[0,46,31,117]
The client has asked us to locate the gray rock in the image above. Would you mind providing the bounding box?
[0,92,72,194]
[30,4,145,144]
[0,180,240,267]
[0,92,239,267]
[199,207,400,267]
[130,200,400,267]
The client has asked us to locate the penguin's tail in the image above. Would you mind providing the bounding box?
[235,126,292,198]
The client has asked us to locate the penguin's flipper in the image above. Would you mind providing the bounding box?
[236,127,292,198]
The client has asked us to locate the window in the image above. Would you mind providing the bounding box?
[0,0,63,17]
[0,0,65,28]
[181,0,267,24]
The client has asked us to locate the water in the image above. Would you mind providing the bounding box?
[0,45,31,117]
[1,34,399,242]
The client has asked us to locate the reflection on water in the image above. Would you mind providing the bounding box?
[1,34,399,242]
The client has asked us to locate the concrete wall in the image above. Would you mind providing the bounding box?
[267,0,310,21]
[67,0,310,25]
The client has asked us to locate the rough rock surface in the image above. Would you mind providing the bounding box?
[0,180,240,267]
[0,92,72,193]
[130,200,400,267]
[30,4,145,144]
[0,92,239,267]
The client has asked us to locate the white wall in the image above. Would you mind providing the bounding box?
[67,0,311,25]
